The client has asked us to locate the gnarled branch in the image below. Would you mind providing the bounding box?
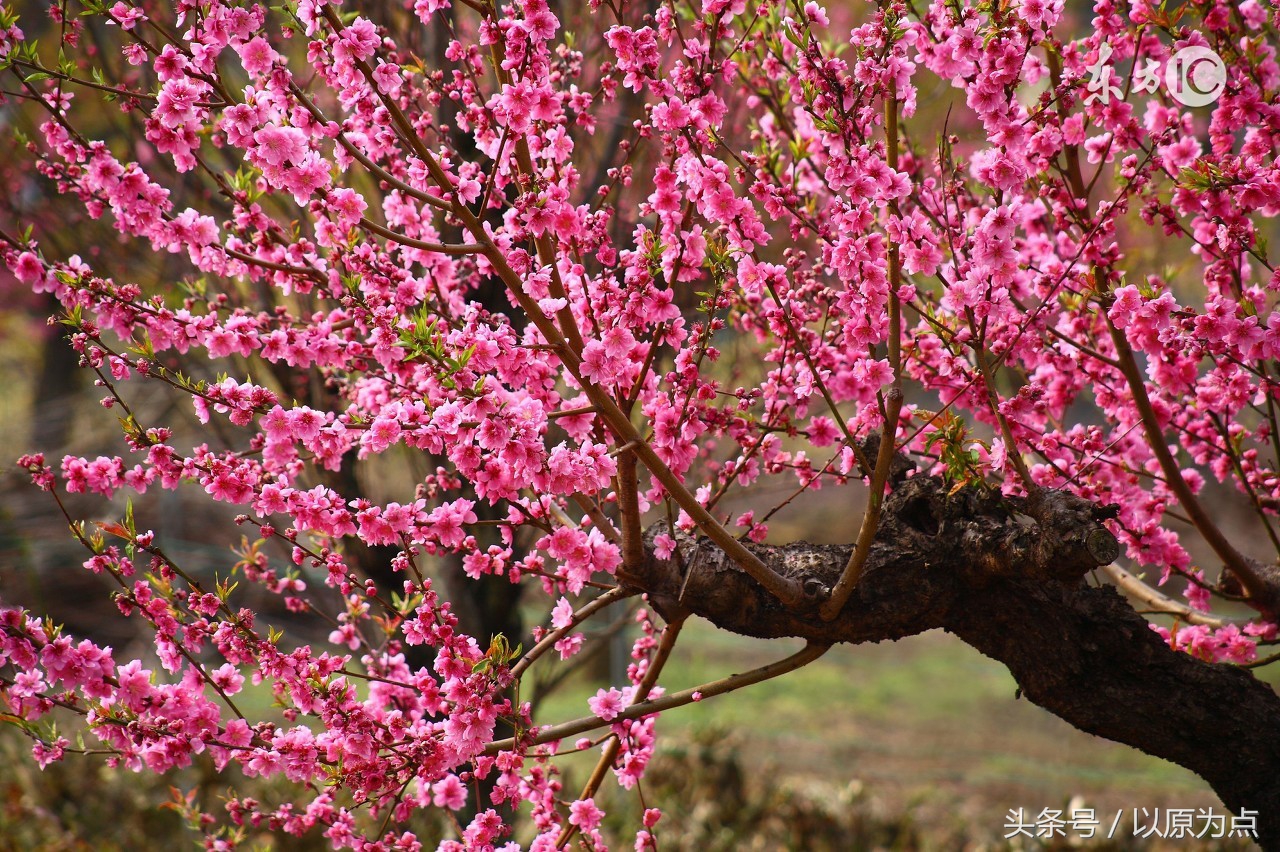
[630,474,1280,845]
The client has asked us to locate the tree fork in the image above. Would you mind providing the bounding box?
[635,475,1280,845]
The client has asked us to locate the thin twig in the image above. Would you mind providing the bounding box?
[359,218,484,255]
[1103,309,1269,606]
[820,75,904,621]
[511,586,637,680]
[1102,564,1223,628]
[483,642,830,755]
[555,616,686,848]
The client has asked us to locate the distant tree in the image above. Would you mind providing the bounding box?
[2,0,1280,847]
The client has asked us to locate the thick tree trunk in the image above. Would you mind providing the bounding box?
[629,473,1280,847]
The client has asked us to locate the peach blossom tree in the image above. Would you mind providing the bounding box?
[2,0,1280,846]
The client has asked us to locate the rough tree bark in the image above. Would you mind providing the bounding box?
[625,468,1280,847]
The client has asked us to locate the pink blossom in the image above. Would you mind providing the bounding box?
[253,125,308,168]
[12,251,43,285]
[236,37,279,76]
[568,798,604,832]
[588,688,625,721]
[550,597,574,630]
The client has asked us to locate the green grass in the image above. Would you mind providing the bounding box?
[532,619,1218,832]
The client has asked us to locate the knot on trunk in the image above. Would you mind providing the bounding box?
[633,474,1120,643]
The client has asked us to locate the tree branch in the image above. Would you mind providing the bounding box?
[485,641,829,755]
[625,473,1280,843]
